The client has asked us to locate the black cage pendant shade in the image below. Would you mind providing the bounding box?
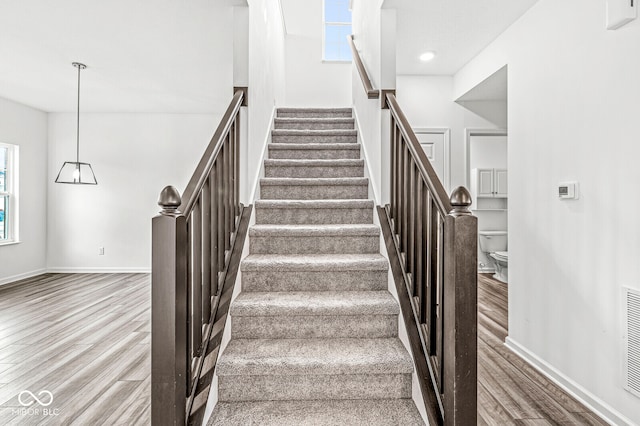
[55,62,97,185]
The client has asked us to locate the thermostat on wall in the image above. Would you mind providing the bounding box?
[558,182,579,200]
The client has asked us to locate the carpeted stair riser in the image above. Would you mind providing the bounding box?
[268,143,361,160]
[277,107,353,118]
[232,315,397,339]
[209,400,424,426]
[218,373,411,402]
[274,118,355,130]
[260,178,368,200]
[242,270,388,292]
[272,130,357,144]
[255,200,373,225]
[230,291,398,339]
[264,159,364,178]
[249,225,379,254]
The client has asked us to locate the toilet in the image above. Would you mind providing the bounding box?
[478,231,508,283]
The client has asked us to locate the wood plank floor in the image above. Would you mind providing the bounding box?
[0,273,607,425]
[0,273,150,425]
[477,273,608,425]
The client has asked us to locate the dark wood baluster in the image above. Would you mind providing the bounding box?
[424,193,434,337]
[227,127,235,236]
[216,155,225,288]
[414,176,424,302]
[397,136,404,247]
[191,200,203,358]
[224,138,231,252]
[435,214,444,391]
[390,120,396,225]
[201,178,211,324]
[402,145,410,258]
[408,162,416,283]
[185,214,192,392]
[210,164,219,296]
[393,125,401,235]
[234,117,241,219]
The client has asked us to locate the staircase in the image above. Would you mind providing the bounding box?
[208,108,425,425]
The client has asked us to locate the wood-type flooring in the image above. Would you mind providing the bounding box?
[0,272,608,425]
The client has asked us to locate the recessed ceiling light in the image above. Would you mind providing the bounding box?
[419,51,436,62]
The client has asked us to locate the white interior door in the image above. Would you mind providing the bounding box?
[415,130,448,190]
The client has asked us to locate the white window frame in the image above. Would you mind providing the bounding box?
[322,0,352,63]
[0,142,19,245]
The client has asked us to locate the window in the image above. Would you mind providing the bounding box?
[0,143,18,243]
[323,0,352,62]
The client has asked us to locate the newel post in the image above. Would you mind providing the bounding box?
[152,185,188,426]
[443,186,478,426]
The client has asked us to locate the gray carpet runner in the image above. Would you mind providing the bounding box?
[208,108,424,425]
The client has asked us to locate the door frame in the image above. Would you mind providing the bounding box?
[464,128,508,189]
[414,127,451,192]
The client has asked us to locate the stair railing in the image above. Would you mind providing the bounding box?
[350,35,478,425]
[151,88,248,426]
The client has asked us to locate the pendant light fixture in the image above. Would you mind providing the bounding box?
[55,62,98,185]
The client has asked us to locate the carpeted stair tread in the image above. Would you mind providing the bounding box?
[216,338,413,376]
[269,142,360,151]
[241,253,388,272]
[250,224,379,237]
[272,129,357,136]
[274,117,355,130]
[208,399,425,426]
[277,107,353,118]
[260,177,368,186]
[231,291,399,317]
[264,158,364,167]
[255,199,373,209]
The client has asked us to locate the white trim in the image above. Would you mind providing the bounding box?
[464,128,507,189]
[352,108,381,204]
[46,267,151,274]
[277,0,287,36]
[248,107,277,203]
[0,268,47,287]
[0,142,19,244]
[505,337,632,426]
[413,127,451,192]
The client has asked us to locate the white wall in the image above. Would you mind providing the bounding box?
[282,0,351,107]
[245,0,286,202]
[455,0,640,423]
[0,97,48,284]
[396,75,497,191]
[46,113,219,271]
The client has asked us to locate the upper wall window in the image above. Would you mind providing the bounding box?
[323,0,352,62]
[0,143,18,244]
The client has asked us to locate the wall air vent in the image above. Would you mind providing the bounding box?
[624,287,640,398]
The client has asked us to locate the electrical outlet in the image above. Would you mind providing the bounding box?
[98,247,105,255]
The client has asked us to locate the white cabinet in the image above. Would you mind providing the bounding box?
[471,168,508,210]
[473,168,507,198]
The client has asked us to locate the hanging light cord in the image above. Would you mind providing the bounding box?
[76,63,81,164]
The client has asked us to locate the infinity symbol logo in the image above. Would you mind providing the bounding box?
[18,390,54,407]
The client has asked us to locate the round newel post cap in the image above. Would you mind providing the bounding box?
[158,185,182,214]
[449,186,472,215]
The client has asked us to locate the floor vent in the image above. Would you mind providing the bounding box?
[625,287,640,397]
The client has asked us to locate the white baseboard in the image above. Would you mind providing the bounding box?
[248,107,277,203]
[0,268,47,286]
[46,267,151,274]
[505,337,631,426]
[352,107,381,205]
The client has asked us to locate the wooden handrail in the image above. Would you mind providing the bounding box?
[151,88,248,426]
[384,92,478,425]
[181,90,244,215]
[347,35,379,99]
[386,93,452,215]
